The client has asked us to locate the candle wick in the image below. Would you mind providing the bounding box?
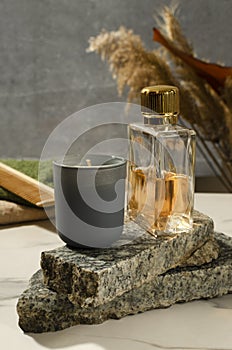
[86,159,92,166]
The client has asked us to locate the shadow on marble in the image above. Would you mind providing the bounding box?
[209,293,232,309]
[0,219,57,234]
[28,329,157,350]
[28,319,190,350]
[36,220,57,233]
[27,300,232,350]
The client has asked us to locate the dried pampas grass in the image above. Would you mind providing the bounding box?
[88,26,175,101]
[88,7,232,191]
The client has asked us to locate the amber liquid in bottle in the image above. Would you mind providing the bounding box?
[128,165,194,236]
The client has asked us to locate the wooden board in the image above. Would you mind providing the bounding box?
[0,200,55,225]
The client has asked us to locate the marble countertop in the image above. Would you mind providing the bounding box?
[1,193,232,350]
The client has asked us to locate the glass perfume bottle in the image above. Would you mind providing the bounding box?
[127,85,196,236]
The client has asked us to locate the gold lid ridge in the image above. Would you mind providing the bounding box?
[141,85,179,116]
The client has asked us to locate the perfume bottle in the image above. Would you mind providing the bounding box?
[127,85,196,236]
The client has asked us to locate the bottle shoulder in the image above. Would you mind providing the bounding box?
[129,122,196,137]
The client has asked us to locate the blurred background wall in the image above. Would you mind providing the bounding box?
[0,0,231,180]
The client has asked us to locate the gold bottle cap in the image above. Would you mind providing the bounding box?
[141,85,179,119]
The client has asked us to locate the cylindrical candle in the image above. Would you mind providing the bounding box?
[53,154,127,248]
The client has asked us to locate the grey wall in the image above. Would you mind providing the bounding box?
[0,0,232,175]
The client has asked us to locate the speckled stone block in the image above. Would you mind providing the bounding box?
[17,232,232,333]
[41,211,216,307]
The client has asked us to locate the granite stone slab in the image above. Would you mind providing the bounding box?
[41,211,215,308]
[17,232,232,333]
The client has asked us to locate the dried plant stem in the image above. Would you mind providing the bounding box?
[197,138,232,192]
[212,143,232,181]
[180,119,232,191]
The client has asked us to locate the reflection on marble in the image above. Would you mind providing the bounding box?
[0,193,232,350]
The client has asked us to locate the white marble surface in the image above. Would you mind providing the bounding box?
[0,193,232,350]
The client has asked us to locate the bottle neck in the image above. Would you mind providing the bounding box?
[143,113,178,126]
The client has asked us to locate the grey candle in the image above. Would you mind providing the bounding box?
[53,154,127,248]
